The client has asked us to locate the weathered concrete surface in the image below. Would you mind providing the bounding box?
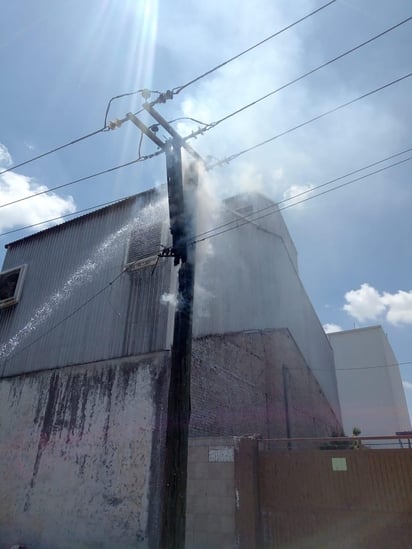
[0,329,341,548]
[0,353,169,549]
[191,329,342,439]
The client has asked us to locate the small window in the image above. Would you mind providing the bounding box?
[0,265,27,309]
[126,223,163,267]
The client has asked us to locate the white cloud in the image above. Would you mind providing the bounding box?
[343,283,386,322]
[323,323,342,333]
[343,283,412,326]
[0,143,76,233]
[0,143,12,167]
[402,380,412,392]
[381,291,412,325]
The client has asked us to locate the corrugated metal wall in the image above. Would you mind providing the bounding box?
[258,448,412,548]
[0,190,174,377]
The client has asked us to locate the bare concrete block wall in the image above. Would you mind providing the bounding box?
[0,353,169,549]
[186,438,236,549]
[190,329,342,440]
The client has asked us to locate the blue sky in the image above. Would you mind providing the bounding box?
[1,0,412,418]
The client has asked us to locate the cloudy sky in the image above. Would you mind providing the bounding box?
[1,0,412,417]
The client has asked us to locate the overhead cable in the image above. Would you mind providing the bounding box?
[0,197,133,239]
[193,146,412,240]
[183,16,412,142]
[103,88,161,128]
[3,146,411,244]
[152,0,337,103]
[192,154,412,244]
[205,72,412,169]
[0,269,126,373]
[0,150,162,210]
[0,127,106,177]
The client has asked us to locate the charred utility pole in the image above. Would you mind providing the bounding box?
[125,104,203,548]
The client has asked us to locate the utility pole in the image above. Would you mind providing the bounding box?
[123,104,202,548]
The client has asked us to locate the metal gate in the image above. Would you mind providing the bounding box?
[235,437,412,549]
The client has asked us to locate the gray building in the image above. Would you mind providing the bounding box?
[0,186,342,547]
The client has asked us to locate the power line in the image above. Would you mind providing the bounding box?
[0,2,393,182]
[3,68,410,213]
[191,153,412,245]
[0,1,394,182]
[0,127,106,177]
[0,197,131,239]
[0,269,126,374]
[336,361,412,372]
[204,71,412,169]
[0,150,162,211]
[276,360,412,372]
[3,145,411,243]
[103,88,161,128]
[0,93,158,181]
[184,16,412,142]
[152,0,337,103]
[193,146,412,241]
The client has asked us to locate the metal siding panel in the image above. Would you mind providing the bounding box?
[0,191,172,377]
[257,448,412,548]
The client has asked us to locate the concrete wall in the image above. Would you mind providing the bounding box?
[0,328,340,548]
[0,352,169,549]
[329,326,411,436]
[186,437,235,549]
[190,329,342,439]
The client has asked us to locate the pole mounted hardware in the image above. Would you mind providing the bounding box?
[126,104,203,549]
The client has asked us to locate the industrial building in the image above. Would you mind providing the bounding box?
[328,325,411,437]
[0,187,343,547]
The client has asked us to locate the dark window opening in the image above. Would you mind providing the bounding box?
[0,265,26,309]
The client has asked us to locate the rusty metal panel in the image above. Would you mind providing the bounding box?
[258,449,412,548]
[0,189,174,377]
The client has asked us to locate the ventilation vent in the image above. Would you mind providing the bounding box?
[126,222,163,267]
[0,265,27,309]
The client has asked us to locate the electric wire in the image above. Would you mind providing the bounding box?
[0,269,126,375]
[3,145,411,249]
[5,64,410,212]
[167,116,210,126]
[103,89,161,128]
[336,361,412,372]
[0,197,129,239]
[191,154,412,245]
[152,0,337,103]
[192,146,412,241]
[0,127,106,177]
[204,71,412,169]
[183,16,412,143]
[1,4,404,184]
[0,92,159,180]
[0,150,162,211]
[1,7,405,182]
[258,360,412,372]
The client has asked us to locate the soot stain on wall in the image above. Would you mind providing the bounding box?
[25,371,60,511]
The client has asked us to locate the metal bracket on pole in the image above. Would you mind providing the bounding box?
[143,103,204,165]
[126,112,166,150]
